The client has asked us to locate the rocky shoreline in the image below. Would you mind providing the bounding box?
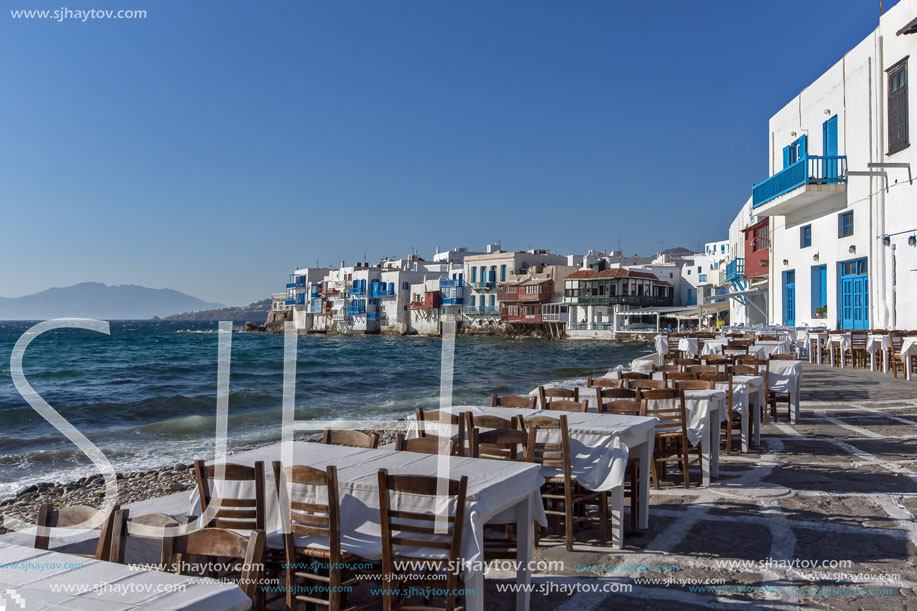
[0,426,404,536]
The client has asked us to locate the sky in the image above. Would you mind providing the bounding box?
[0,0,899,306]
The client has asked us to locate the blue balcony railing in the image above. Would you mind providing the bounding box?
[442,297,464,306]
[346,305,366,315]
[371,287,394,299]
[284,299,295,306]
[310,304,323,313]
[285,282,297,289]
[440,278,464,288]
[351,287,366,296]
[725,258,745,282]
[367,312,385,321]
[753,155,847,208]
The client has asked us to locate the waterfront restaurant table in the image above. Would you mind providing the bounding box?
[714,375,764,451]
[800,330,828,364]
[865,334,892,372]
[901,337,917,381]
[0,540,251,610]
[538,377,725,486]
[749,340,792,359]
[827,333,851,368]
[190,442,544,611]
[410,406,656,549]
[767,359,803,422]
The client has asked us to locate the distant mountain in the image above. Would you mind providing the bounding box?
[162,298,271,323]
[661,247,694,257]
[0,282,224,320]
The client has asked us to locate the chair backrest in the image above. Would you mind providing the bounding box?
[736,355,766,367]
[725,342,750,354]
[523,415,570,476]
[464,412,518,431]
[321,428,380,449]
[769,354,797,361]
[600,399,642,415]
[377,468,468,611]
[703,356,732,370]
[469,426,528,461]
[674,379,714,391]
[652,365,679,374]
[686,365,718,374]
[674,358,701,371]
[629,379,666,391]
[850,330,868,347]
[491,394,537,409]
[276,463,343,563]
[664,371,697,385]
[109,510,180,566]
[172,528,266,602]
[546,399,587,412]
[538,385,578,408]
[193,460,266,531]
[730,364,759,376]
[620,372,650,381]
[759,335,779,341]
[416,408,466,453]
[640,389,688,439]
[35,504,118,559]
[394,433,456,455]
[595,387,636,407]
[890,330,906,353]
[586,376,620,388]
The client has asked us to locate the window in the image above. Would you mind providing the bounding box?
[800,225,812,248]
[402,281,409,290]
[839,212,854,238]
[753,224,769,251]
[687,269,691,275]
[500,264,507,282]
[782,135,808,168]
[888,58,909,154]
[697,266,702,274]
[470,295,476,306]
[471,268,477,283]
[720,244,726,253]
[811,265,827,317]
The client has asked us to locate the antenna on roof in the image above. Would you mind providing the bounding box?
[879,0,884,15]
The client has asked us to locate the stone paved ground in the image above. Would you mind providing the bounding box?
[484,363,917,610]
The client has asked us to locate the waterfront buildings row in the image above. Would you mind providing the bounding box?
[274,242,723,337]
[716,0,917,331]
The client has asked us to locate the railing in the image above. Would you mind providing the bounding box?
[284,299,295,306]
[350,287,367,296]
[464,305,498,315]
[346,304,366,315]
[441,297,464,306]
[440,278,464,288]
[752,155,847,208]
[310,304,323,313]
[371,288,394,298]
[367,312,385,320]
[563,294,673,307]
[725,258,745,282]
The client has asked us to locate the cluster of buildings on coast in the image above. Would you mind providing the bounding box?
[274,1,917,338]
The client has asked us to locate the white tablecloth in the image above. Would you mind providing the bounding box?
[701,339,729,355]
[767,360,803,422]
[655,334,669,357]
[901,337,917,380]
[865,334,891,371]
[828,334,851,367]
[749,341,792,358]
[0,541,250,610]
[678,338,700,357]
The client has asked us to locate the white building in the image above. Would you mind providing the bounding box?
[750,0,917,330]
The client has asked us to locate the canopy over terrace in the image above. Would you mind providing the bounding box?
[621,305,695,332]
[673,301,730,328]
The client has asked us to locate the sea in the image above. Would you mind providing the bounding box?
[0,320,652,499]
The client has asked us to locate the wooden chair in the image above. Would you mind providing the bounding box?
[586,375,620,388]
[699,373,738,454]
[322,429,380,449]
[850,330,868,368]
[890,331,907,377]
[275,463,367,611]
[686,365,718,375]
[538,385,579,408]
[600,399,643,415]
[620,372,650,385]
[674,358,700,371]
[673,379,714,391]
[545,399,588,412]
[629,379,666,392]
[652,365,679,375]
[641,389,699,489]
[595,387,637,410]
[109,510,179,567]
[759,334,779,341]
[808,334,827,364]
[591,400,642,532]
[869,329,889,370]
[415,409,467,455]
[465,412,519,431]
[724,341,750,356]
[703,356,732,372]
[193,460,266,531]
[664,371,696,388]
[377,469,468,611]
[394,433,457,456]
[524,415,608,551]
[491,394,537,409]
[35,503,119,560]
[172,527,266,604]
[730,364,760,376]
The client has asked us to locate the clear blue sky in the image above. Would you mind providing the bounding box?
[0,0,896,305]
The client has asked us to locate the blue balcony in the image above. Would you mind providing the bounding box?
[310,303,323,313]
[753,155,847,215]
[310,287,321,298]
[285,282,297,289]
[346,303,366,315]
[367,312,385,321]
[440,278,464,288]
[725,258,745,282]
[284,299,295,306]
[464,305,497,315]
[371,287,394,299]
[351,288,366,296]
[442,297,464,306]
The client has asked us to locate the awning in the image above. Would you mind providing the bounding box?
[622,305,692,315]
[897,16,917,36]
[710,288,767,302]
[673,302,729,320]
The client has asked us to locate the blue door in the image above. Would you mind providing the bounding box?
[839,259,868,330]
[824,116,838,179]
[783,270,795,327]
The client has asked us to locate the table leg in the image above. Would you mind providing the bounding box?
[829,343,835,367]
[870,350,877,372]
[638,433,651,530]
[818,338,824,365]
[711,405,721,478]
[514,496,533,611]
[908,356,913,382]
[740,403,749,453]
[702,411,713,487]
[610,485,624,549]
[884,350,890,373]
[753,390,761,447]
[466,567,485,611]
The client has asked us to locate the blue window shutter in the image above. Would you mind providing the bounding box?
[783,146,790,169]
[472,268,477,282]
[500,265,506,282]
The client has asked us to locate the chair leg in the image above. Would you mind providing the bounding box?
[629,463,638,532]
[650,455,660,490]
[564,483,575,552]
[598,491,608,542]
[682,447,691,489]
[725,423,732,455]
